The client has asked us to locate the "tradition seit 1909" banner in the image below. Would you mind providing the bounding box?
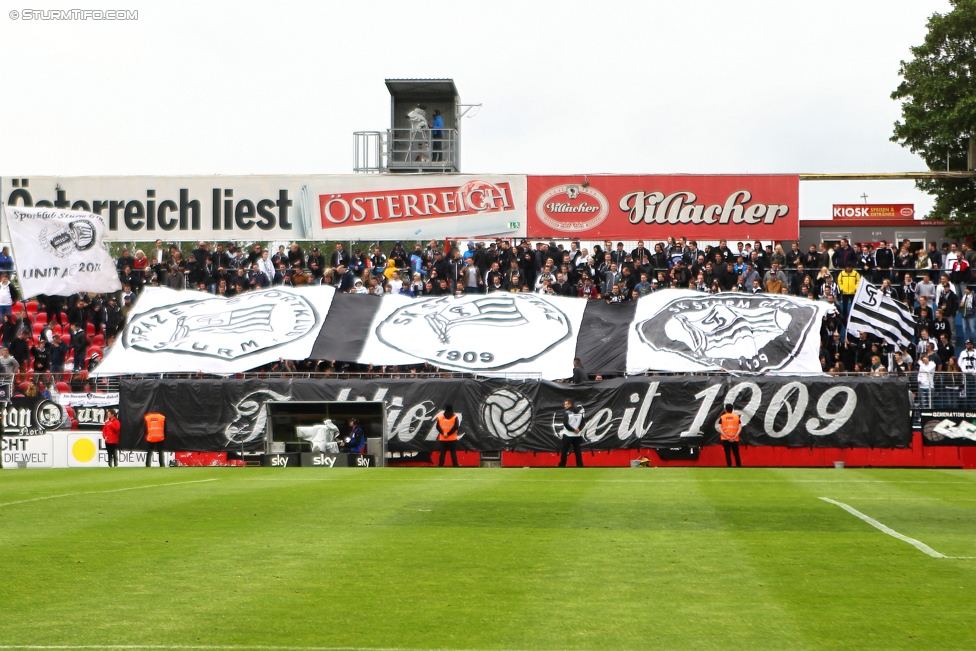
[527,175,799,241]
[2,175,527,242]
[117,376,911,453]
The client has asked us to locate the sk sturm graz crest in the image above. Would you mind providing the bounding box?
[377,294,571,371]
[39,219,97,258]
[123,290,318,360]
[637,294,817,372]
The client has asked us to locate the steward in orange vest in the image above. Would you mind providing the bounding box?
[718,404,742,467]
[143,412,166,468]
[436,405,460,467]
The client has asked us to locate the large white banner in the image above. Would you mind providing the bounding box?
[357,292,589,379]
[4,207,122,296]
[95,286,834,379]
[94,285,333,375]
[626,291,834,375]
[2,175,527,242]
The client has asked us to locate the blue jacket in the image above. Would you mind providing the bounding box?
[346,427,366,454]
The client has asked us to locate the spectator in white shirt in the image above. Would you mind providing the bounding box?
[917,354,936,409]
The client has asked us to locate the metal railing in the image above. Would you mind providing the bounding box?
[353,129,459,173]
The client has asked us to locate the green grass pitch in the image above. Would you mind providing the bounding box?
[1,467,975,650]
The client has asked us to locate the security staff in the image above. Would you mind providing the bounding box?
[718,403,742,467]
[436,404,460,467]
[143,411,166,468]
[558,399,586,467]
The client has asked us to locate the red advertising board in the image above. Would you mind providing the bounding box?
[527,175,799,241]
[832,204,915,220]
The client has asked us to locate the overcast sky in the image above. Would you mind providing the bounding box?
[0,0,952,218]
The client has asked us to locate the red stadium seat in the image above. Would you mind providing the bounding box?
[91,334,105,347]
[85,323,95,336]
[17,382,29,393]
[34,312,47,325]
[87,346,102,360]
[11,302,23,314]
[26,301,39,314]
[51,324,63,336]
[55,382,70,393]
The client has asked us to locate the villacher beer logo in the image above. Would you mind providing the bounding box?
[122,289,318,360]
[376,294,572,371]
[535,184,610,233]
[636,294,818,373]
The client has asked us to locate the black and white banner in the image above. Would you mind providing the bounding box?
[99,287,832,379]
[95,286,332,375]
[118,376,911,452]
[56,392,120,430]
[3,207,122,296]
[847,280,915,348]
[627,291,833,374]
[920,411,976,446]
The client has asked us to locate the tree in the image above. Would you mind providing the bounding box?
[892,0,976,237]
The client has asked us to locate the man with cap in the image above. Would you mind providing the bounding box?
[307,247,325,281]
[960,339,976,408]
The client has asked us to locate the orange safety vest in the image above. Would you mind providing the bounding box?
[436,414,459,441]
[719,412,741,442]
[144,412,166,443]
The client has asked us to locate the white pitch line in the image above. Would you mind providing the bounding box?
[819,497,973,559]
[0,644,594,651]
[0,479,220,509]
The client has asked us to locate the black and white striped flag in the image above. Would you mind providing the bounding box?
[847,280,915,348]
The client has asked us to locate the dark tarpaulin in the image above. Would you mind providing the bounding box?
[119,376,911,453]
[309,292,383,362]
[574,300,635,376]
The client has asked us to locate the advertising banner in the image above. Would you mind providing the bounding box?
[3,207,122,296]
[118,376,911,453]
[2,431,171,468]
[97,287,831,379]
[832,204,915,220]
[527,175,799,241]
[2,175,526,242]
[920,411,976,446]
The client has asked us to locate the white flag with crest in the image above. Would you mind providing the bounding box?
[3,206,122,296]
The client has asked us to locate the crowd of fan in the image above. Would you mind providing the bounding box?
[1,235,975,396]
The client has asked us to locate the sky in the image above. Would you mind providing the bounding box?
[0,0,954,219]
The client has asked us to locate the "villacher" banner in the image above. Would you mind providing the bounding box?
[527,174,799,241]
[118,376,912,453]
